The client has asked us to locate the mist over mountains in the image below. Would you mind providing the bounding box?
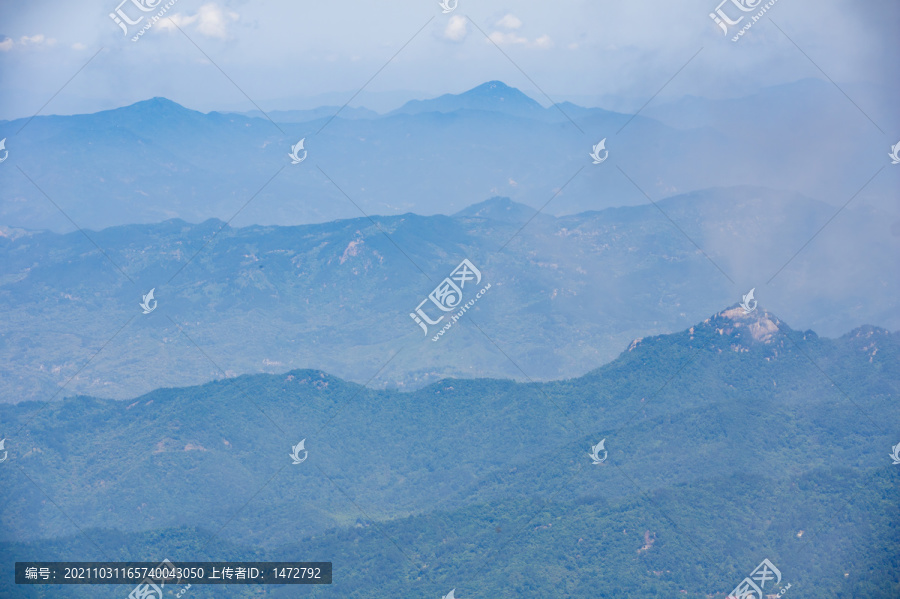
[1,79,896,598]
[1,185,897,405]
[1,80,894,235]
[2,0,898,593]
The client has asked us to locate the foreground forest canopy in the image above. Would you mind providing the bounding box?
[2,308,898,598]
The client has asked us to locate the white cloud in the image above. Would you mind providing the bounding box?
[72,42,87,50]
[195,4,238,39]
[156,13,199,33]
[496,14,522,30]
[533,34,553,49]
[19,34,56,47]
[156,3,238,40]
[443,15,467,42]
[1,34,57,50]
[486,14,551,49]
[488,31,527,46]
[488,31,552,49]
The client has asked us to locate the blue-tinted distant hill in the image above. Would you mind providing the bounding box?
[389,80,609,124]
[390,80,547,118]
[1,187,897,404]
[2,80,890,234]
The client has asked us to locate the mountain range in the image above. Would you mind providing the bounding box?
[1,187,897,405]
[1,80,893,234]
[1,307,897,597]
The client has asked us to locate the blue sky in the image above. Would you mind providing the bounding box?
[0,0,897,118]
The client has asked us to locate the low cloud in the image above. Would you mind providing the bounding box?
[487,14,551,48]
[488,31,552,48]
[157,3,238,40]
[489,31,527,45]
[443,15,467,42]
[496,14,522,30]
[0,34,57,50]
[533,34,553,49]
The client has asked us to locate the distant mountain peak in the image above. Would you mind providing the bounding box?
[456,80,542,106]
[627,306,787,356]
[99,96,199,121]
[469,80,516,94]
[128,96,187,110]
[146,96,178,104]
[454,196,541,223]
[390,80,544,117]
[714,306,781,343]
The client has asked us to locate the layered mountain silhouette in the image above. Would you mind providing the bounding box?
[1,80,890,234]
[389,80,549,118]
[1,188,896,404]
